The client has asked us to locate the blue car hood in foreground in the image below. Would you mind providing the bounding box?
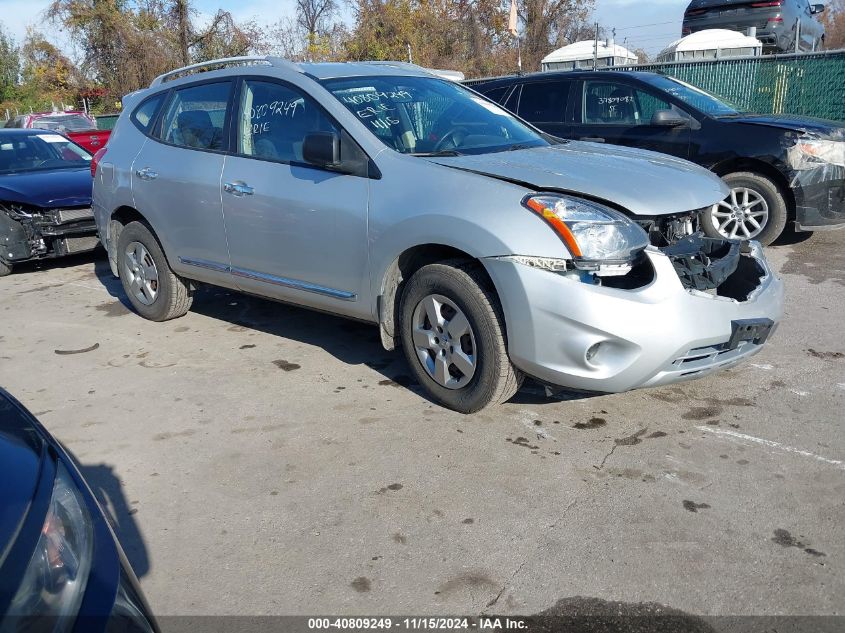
[0,168,93,208]
[429,142,730,216]
[0,395,45,557]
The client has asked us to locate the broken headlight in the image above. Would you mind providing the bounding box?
[523,194,649,275]
[793,139,845,168]
[5,462,94,632]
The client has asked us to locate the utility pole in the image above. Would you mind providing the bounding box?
[593,22,599,70]
[407,43,412,64]
[795,17,801,53]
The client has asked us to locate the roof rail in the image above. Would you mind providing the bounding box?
[150,56,301,87]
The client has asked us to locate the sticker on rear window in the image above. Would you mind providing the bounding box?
[36,134,68,143]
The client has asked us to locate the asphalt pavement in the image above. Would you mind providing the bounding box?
[0,229,843,621]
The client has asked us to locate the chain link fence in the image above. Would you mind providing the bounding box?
[607,49,845,122]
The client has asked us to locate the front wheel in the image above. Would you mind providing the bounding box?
[399,260,522,413]
[703,172,787,246]
[0,259,11,277]
[116,221,193,321]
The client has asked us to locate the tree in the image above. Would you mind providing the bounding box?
[819,0,845,50]
[0,23,20,101]
[19,29,81,105]
[518,0,595,71]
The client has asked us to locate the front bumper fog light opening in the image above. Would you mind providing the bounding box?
[585,342,602,365]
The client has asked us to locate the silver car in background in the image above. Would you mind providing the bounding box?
[92,57,784,413]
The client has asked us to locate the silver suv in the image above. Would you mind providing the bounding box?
[92,57,784,413]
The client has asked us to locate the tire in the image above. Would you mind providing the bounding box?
[703,172,788,246]
[116,221,192,321]
[399,259,523,413]
[0,259,11,277]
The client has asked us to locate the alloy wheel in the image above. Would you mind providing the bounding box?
[411,294,477,389]
[123,241,159,306]
[710,187,769,240]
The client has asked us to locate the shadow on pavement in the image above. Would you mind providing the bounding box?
[93,261,592,409]
[63,447,151,579]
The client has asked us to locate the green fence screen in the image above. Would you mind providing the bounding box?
[608,50,845,122]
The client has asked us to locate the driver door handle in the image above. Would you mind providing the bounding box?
[224,182,254,197]
[135,167,158,180]
[580,136,605,143]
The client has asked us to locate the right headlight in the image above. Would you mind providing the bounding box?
[4,462,93,633]
[523,194,649,272]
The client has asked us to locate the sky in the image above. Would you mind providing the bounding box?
[1,0,691,63]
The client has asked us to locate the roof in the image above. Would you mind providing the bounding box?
[659,29,763,56]
[542,40,638,64]
[301,61,437,80]
[467,69,661,87]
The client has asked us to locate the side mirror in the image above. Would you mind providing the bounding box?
[651,109,688,127]
[303,132,340,167]
[811,3,825,13]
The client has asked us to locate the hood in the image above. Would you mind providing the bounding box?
[0,391,46,560]
[428,142,728,216]
[0,168,93,208]
[721,114,845,140]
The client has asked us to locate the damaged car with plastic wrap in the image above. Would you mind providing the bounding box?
[0,130,98,277]
[93,58,784,413]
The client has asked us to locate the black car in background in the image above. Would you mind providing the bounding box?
[683,0,826,53]
[470,71,845,244]
[0,388,158,632]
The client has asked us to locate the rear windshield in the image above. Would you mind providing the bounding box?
[641,75,747,116]
[322,75,549,156]
[0,133,92,174]
[30,114,97,132]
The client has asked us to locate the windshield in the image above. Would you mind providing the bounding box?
[322,75,549,155]
[641,75,746,116]
[31,114,97,132]
[0,133,92,174]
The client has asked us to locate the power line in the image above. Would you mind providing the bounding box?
[613,19,683,32]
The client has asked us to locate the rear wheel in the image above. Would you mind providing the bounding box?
[116,221,192,321]
[703,172,787,246]
[399,260,522,413]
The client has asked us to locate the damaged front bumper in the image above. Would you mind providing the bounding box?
[483,239,783,393]
[787,137,845,232]
[0,203,99,266]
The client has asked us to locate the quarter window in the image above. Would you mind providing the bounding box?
[237,80,338,164]
[158,82,231,150]
[517,81,570,123]
[582,80,672,126]
[131,94,165,133]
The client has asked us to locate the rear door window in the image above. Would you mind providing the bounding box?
[157,81,231,151]
[477,85,510,104]
[517,81,570,124]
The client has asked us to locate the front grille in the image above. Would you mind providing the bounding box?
[55,208,94,223]
[61,235,99,254]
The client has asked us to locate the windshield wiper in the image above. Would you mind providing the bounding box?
[411,150,463,157]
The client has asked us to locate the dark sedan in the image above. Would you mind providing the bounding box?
[0,130,98,276]
[470,70,845,244]
[0,388,158,632]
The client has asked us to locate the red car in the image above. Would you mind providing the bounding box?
[6,111,111,153]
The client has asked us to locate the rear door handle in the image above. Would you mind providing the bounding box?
[135,167,158,180]
[224,182,254,196]
[580,136,605,143]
